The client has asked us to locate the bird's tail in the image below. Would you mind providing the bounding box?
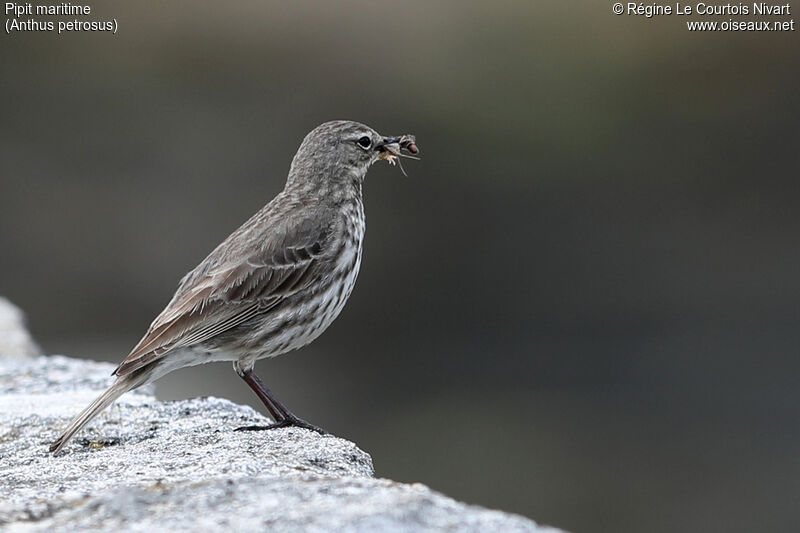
[49,373,144,454]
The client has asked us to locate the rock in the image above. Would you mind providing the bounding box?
[0,301,560,533]
[0,297,41,358]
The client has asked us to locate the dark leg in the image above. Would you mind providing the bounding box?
[235,369,327,434]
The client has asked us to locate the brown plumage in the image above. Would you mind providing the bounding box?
[50,121,417,454]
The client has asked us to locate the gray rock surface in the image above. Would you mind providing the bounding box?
[0,297,41,358]
[0,300,559,533]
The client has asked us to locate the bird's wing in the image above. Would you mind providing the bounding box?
[113,215,334,377]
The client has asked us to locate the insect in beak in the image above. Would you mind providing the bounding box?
[377,135,419,176]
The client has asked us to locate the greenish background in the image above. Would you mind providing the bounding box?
[2,3,799,532]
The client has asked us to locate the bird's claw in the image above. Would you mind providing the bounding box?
[235,416,327,435]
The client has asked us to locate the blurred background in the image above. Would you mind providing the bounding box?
[2,2,799,532]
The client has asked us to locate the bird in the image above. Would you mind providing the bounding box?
[50,120,418,454]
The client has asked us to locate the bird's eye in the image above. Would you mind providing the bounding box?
[357,136,372,149]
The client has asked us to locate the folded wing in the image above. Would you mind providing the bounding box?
[113,215,333,377]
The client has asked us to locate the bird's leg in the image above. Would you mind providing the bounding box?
[234,369,327,435]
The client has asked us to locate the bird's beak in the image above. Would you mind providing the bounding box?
[376,137,402,154]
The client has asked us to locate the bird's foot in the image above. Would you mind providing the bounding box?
[235,415,327,435]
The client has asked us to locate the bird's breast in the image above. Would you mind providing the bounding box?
[248,201,366,359]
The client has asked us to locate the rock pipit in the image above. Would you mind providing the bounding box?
[50,120,418,454]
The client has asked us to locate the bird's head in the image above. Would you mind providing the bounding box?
[287,120,418,192]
